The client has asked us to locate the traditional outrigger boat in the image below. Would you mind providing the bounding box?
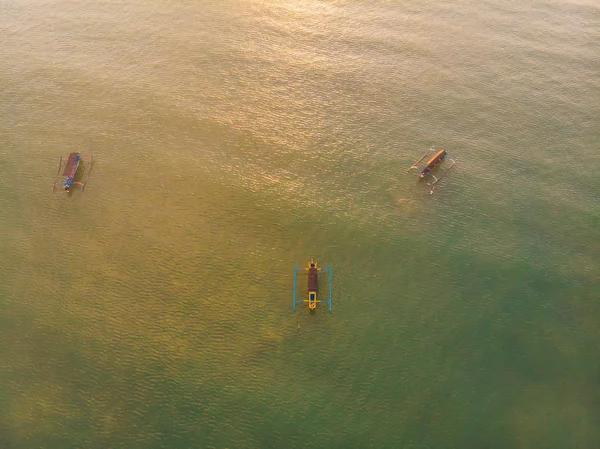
[407,146,455,194]
[52,153,94,192]
[292,259,333,311]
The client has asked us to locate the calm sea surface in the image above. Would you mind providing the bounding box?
[1,0,599,447]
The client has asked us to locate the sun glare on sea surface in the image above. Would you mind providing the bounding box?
[272,0,334,15]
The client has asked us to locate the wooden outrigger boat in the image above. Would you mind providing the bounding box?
[293,259,332,311]
[52,153,94,192]
[407,146,455,194]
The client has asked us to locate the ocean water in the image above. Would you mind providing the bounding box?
[1,0,599,447]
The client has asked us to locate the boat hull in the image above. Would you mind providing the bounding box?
[420,149,447,177]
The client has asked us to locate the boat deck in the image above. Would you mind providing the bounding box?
[62,153,81,175]
[308,267,318,292]
[425,149,447,168]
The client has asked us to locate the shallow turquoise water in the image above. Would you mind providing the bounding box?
[1,0,599,447]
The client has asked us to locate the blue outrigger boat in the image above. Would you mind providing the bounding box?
[53,153,94,192]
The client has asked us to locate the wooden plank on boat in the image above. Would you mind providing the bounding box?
[308,268,318,292]
[425,150,446,167]
[62,153,80,175]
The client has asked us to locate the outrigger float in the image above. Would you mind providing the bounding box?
[52,153,94,192]
[407,146,455,194]
[293,260,332,311]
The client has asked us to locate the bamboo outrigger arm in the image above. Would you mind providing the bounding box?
[74,154,94,191]
[426,157,456,194]
[428,157,456,185]
[52,156,64,191]
[407,146,436,172]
